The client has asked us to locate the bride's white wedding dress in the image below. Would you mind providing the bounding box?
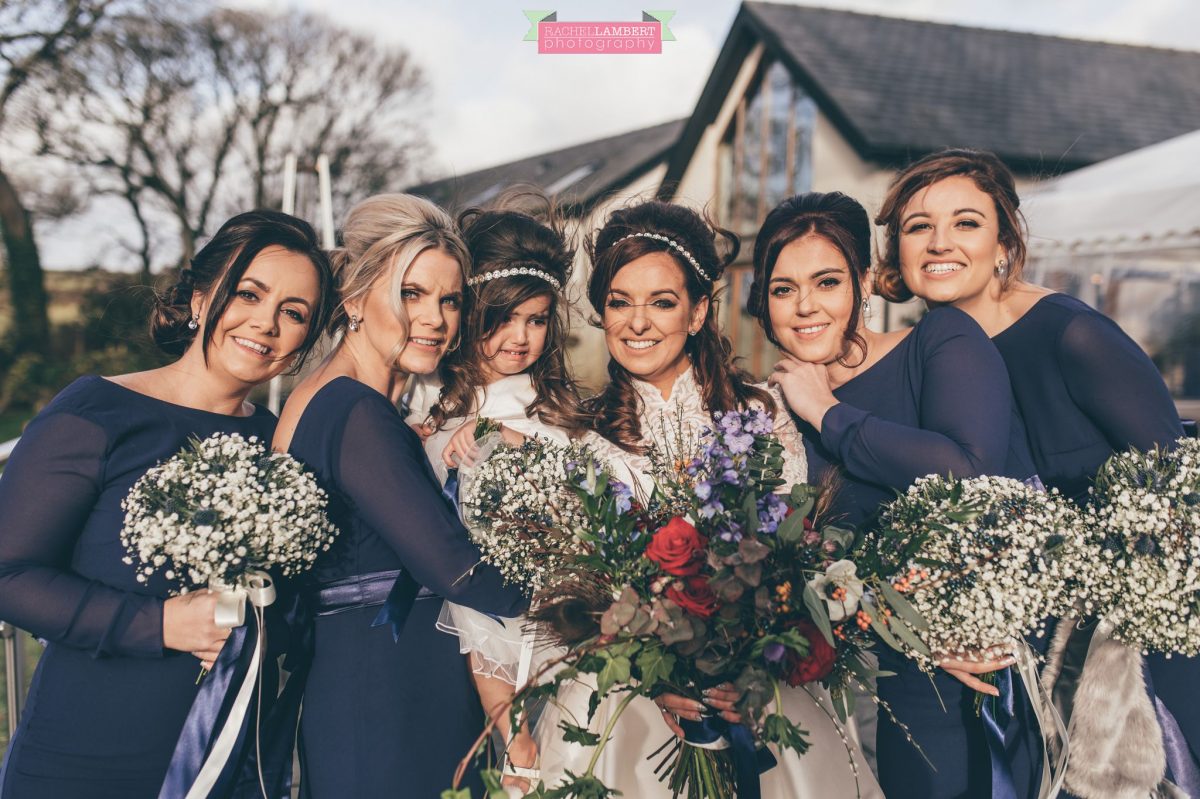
[575,367,884,798]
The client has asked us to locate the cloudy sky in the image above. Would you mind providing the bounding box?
[36,0,1199,268]
[225,0,1200,178]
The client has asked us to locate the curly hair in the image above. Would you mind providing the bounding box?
[429,194,587,434]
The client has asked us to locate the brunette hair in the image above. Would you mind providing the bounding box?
[429,194,587,433]
[874,148,1028,302]
[150,209,334,373]
[584,200,773,453]
[747,192,872,366]
[328,193,469,363]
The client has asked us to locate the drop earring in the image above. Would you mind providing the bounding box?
[348,315,361,332]
[187,314,199,331]
[995,259,1008,278]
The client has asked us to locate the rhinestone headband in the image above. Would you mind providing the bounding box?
[466,266,562,291]
[615,232,713,283]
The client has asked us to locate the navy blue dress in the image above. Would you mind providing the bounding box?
[0,376,276,799]
[287,377,527,799]
[798,306,1039,799]
[993,293,1197,785]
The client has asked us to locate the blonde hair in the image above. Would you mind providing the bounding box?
[329,193,470,362]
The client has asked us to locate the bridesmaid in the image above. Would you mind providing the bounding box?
[0,210,334,798]
[748,191,1040,798]
[272,194,527,799]
[582,200,877,798]
[873,148,1195,796]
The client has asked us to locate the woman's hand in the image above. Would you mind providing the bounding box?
[654,683,743,738]
[767,357,839,430]
[410,422,433,442]
[939,654,1017,696]
[441,417,480,469]
[162,590,232,670]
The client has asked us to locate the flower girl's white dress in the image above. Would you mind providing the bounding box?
[581,368,885,798]
[408,374,599,787]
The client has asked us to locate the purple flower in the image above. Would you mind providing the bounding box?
[612,481,633,515]
[764,642,786,663]
[726,432,755,454]
[722,469,741,485]
[694,481,712,501]
[699,499,725,520]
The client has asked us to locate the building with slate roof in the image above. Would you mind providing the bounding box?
[411,2,1200,388]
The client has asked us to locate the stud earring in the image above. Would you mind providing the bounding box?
[995,259,1008,278]
[687,329,697,337]
[348,315,361,332]
[187,314,199,331]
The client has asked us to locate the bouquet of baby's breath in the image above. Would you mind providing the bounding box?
[866,475,1080,669]
[459,434,618,595]
[120,433,337,591]
[1080,437,1200,656]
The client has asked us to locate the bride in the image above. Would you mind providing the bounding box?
[574,199,883,797]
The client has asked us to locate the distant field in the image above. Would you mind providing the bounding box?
[0,269,129,337]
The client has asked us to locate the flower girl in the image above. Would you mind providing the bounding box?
[407,197,589,792]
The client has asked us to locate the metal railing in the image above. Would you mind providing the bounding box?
[0,436,24,741]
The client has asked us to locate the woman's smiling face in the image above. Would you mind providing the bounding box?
[602,252,708,393]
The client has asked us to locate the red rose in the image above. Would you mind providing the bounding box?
[785,620,837,686]
[645,517,707,576]
[666,576,719,618]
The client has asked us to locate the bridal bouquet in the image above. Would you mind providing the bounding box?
[864,475,1081,668]
[120,432,337,619]
[450,410,922,799]
[1078,437,1200,656]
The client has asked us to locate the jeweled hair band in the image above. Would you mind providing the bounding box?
[466,266,562,291]
[615,232,713,283]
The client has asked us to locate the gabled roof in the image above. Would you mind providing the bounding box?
[661,2,1200,192]
[408,119,686,214]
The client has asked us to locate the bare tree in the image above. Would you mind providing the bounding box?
[38,5,431,277]
[37,3,245,276]
[0,0,114,353]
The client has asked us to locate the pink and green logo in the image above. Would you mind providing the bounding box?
[523,10,676,54]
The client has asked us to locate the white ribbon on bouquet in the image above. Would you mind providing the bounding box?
[182,570,276,799]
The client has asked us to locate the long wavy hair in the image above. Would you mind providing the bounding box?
[429,195,587,434]
[584,200,773,453]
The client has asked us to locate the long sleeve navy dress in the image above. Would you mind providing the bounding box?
[993,292,1196,787]
[0,376,276,799]
[286,377,527,799]
[797,306,1040,799]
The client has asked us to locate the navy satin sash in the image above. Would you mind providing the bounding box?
[239,570,437,798]
[158,606,275,799]
[677,717,777,799]
[980,666,1020,799]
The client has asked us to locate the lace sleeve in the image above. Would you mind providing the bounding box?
[762,385,809,490]
[580,430,653,499]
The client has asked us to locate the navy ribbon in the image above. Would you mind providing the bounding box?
[980,666,1020,799]
[678,717,776,799]
[158,610,264,799]
[1145,660,1200,797]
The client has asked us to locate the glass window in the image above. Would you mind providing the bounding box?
[717,59,816,374]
